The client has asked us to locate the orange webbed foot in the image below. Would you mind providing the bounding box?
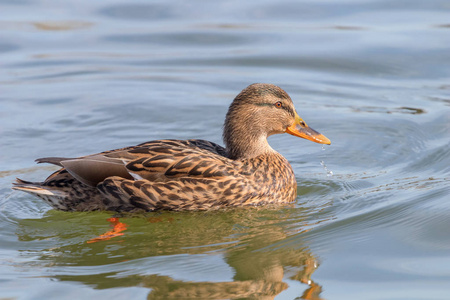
[87,217,128,244]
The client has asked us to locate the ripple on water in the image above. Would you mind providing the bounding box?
[104,32,250,47]
[99,3,178,21]
[0,42,20,54]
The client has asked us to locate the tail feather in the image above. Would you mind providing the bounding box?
[13,178,35,185]
[12,178,66,197]
[13,178,70,210]
[13,171,106,211]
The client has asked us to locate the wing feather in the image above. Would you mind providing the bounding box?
[35,139,231,188]
[105,139,234,182]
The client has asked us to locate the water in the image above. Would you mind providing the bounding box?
[1,0,449,299]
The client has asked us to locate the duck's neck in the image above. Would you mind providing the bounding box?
[223,121,275,160]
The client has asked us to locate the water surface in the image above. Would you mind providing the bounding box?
[1,0,449,299]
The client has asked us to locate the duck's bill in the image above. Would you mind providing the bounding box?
[286,113,331,145]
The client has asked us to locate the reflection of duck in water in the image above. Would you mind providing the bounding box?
[19,210,324,299]
[13,83,330,212]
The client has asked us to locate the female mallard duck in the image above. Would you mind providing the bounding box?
[13,83,330,212]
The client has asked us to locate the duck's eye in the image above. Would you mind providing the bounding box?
[274,101,283,108]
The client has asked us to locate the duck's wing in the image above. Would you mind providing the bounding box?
[43,139,231,188]
[114,139,232,182]
[56,139,246,211]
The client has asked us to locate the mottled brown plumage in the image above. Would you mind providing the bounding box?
[13,83,330,212]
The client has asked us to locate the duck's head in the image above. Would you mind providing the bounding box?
[223,83,331,159]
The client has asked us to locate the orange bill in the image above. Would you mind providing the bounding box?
[285,111,331,145]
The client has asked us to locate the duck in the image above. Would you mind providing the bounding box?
[13,83,331,212]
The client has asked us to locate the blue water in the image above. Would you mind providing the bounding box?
[1,0,449,299]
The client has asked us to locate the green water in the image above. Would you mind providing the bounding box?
[1,0,450,299]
